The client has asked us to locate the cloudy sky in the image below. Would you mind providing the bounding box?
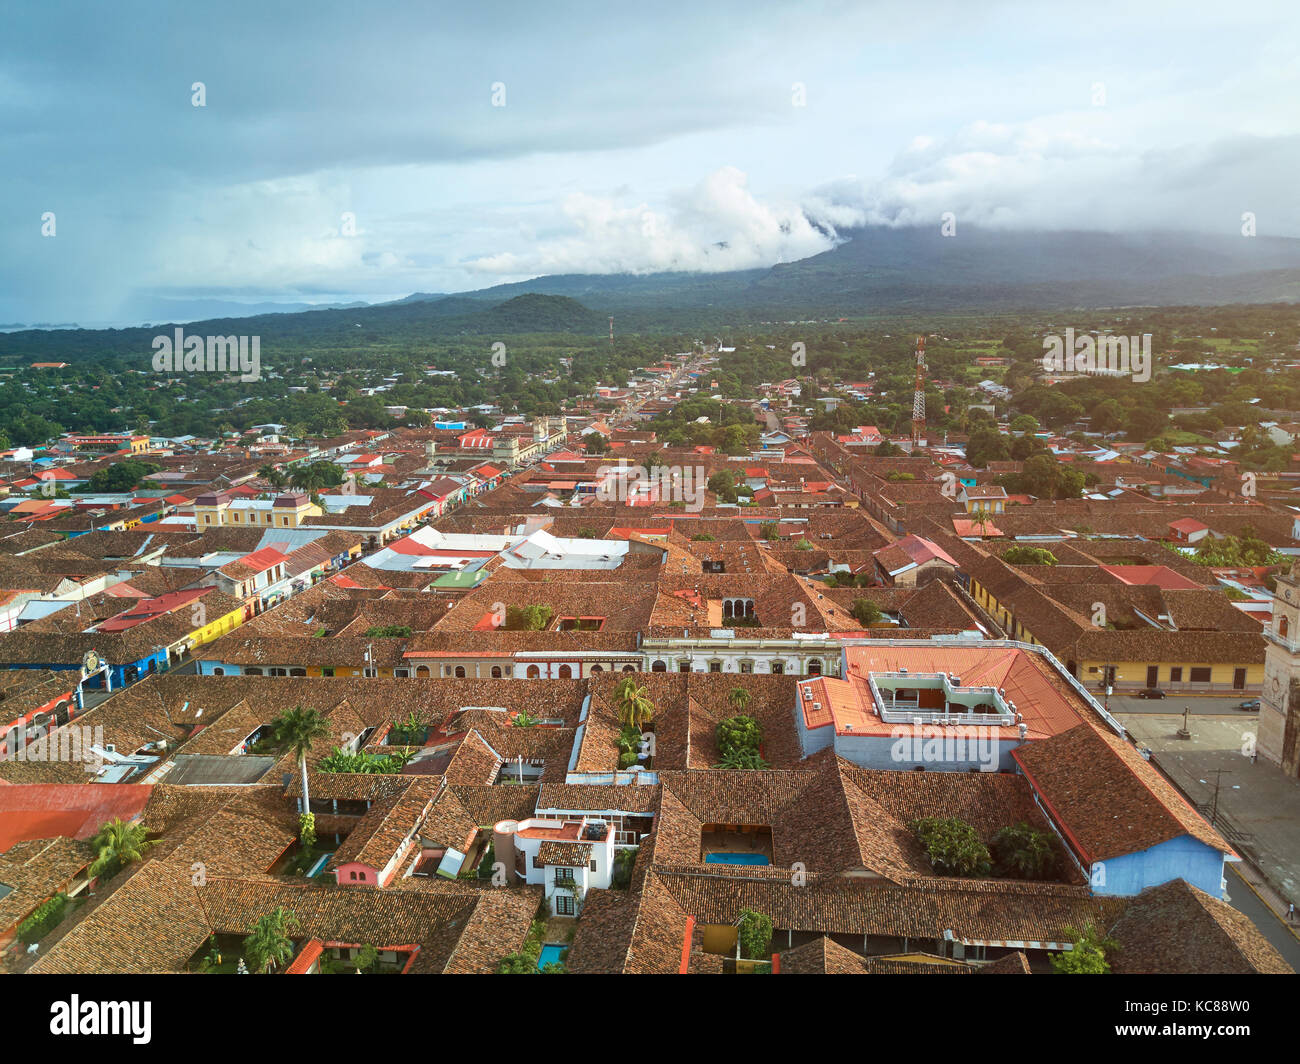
[3,0,1298,322]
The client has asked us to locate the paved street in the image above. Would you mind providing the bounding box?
[1118,710,1300,954]
[1106,693,1257,716]
[1225,864,1300,970]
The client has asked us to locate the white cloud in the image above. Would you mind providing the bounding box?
[465,166,840,277]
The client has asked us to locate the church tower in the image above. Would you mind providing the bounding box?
[1259,560,1300,773]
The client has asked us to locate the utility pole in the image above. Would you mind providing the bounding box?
[1206,768,1231,824]
[1102,663,1118,713]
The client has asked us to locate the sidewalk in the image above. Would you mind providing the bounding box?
[1119,712,1300,940]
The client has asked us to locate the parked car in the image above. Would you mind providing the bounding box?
[1136,688,1166,699]
[1237,699,1260,712]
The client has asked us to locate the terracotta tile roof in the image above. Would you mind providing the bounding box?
[779,937,970,974]
[1107,879,1292,974]
[1012,721,1232,864]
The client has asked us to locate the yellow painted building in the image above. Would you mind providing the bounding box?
[193,490,321,529]
[968,574,1263,695]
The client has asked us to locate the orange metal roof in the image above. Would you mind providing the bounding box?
[0,783,153,851]
[797,644,1085,740]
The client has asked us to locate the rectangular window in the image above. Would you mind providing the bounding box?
[555,895,575,916]
[740,661,753,674]
[321,667,335,677]
[1170,667,1182,682]
[1190,667,1212,683]
[590,860,597,871]
[554,867,575,883]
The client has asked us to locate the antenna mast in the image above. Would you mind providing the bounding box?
[910,335,927,445]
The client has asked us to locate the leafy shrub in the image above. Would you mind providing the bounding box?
[18,893,68,943]
[505,605,554,631]
[850,598,882,625]
[1004,546,1057,566]
[910,817,992,877]
[737,908,773,960]
[364,625,411,638]
[991,822,1060,880]
[716,715,762,757]
[318,748,406,774]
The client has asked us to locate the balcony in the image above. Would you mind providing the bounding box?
[867,671,1017,727]
[1264,627,1300,654]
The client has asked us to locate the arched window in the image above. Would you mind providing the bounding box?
[558,664,572,679]
[651,660,667,672]
[212,668,225,677]
[454,666,466,678]
[590,664,603,674]
[490,666,503,678]
[527,665,541,679]
[244,667,262,676]
[622,665,635,673]
[807,659,822,676]
[415,665,430,678]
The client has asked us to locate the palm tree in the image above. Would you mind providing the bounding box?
[612,673,639,704]
[617,683,654,730]
[88,818,152,879]
[243,908,300,974]
[727,686,751,713]
[258,463,288,490]
[271,706,331,821]
[970,507,994,536]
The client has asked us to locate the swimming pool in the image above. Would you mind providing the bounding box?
[705,852,770,866]
[537,943,567,970]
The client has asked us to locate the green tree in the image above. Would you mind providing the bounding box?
[88,818,153,879]
[737,908,773,960]
[910,817,992,877]
[617,682,655,729]
[1050,922,1119,974]
[505,604,554,631]
[243,908,300,974]
[271,706,331,819]
[258,463,288,490]
[85,460,161,493]
[716,714,762,757]
[1004,546,1058,566]
[850,597,883,626]
[991,822,1060,880]
[726,686,751,713]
